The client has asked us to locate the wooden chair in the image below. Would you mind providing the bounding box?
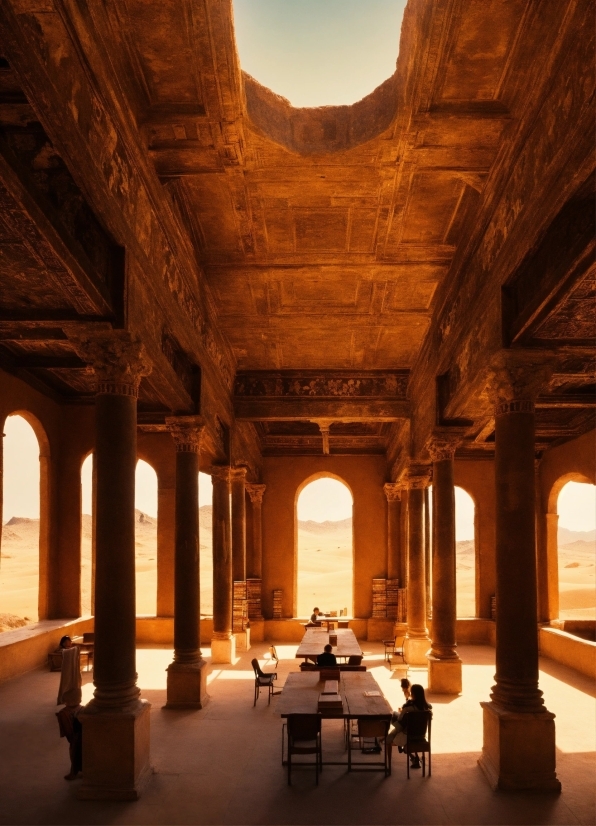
[286,714,322,785]
[347,655,363,666]
[383,634,405,663]
[403,711,432,778]
[251,658,278,706]
[347,716,391,776]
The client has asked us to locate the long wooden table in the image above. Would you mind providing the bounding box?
[277,671,392,719]
[295,627,362,661]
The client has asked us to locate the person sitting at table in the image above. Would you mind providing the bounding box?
[387,683,432,769]
[310,607,325,623]
[316,644,337,667]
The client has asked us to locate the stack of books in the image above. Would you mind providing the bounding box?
[246,578,262,619]
[272,589,283,619]
[317,692,343,713]
[396,588,407,622]
[372,578,387,618]
[386,578,399,619]
[233,581,248,632]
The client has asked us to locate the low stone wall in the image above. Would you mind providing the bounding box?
[0,616,94,684]
[539,626,596,679]
[455,618,496,645]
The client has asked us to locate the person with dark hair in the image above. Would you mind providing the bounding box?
[400,677,411,702]
[316,643,337,667]
[387,683,432,768]
[310,607,325,623]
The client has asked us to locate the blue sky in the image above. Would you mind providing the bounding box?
[232,0,408,107]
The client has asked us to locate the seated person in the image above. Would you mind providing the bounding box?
[387,683,432,769]
[316,644,337,667]
[310,607,326,623]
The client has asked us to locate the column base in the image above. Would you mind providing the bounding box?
[164,659,209,709]
[427,654,462,694]
[249,619,265,642]
[77,699,151,800]
[404,634,431,666]
[478,701,561,792]
[233,627,251,652]
[211,635,236,664]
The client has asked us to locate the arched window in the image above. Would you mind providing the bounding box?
[199,471,213,618]
[296,476,353,618]
[455,486,476,618]
[1,414,41,630]
[556,480,596,620]
[80,453,94,616]
[135,459,158,616]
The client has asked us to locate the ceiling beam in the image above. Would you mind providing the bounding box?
[234,397,410,422]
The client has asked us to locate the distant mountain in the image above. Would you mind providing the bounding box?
[298,518,352,533]
[558,527,596,545]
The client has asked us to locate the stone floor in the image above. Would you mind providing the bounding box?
[0,641,594,826]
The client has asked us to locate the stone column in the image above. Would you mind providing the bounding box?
[230,466,250,651]
[427,433,462,694]
[246,484,266,580]
[164,417,208,709]
[211,466,235,664]
[479,351,560,791]
[424,486,431,622]
[383,483,403,582]
[403,465,432,666]
[68,328,152,800]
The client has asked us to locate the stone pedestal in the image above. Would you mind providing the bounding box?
[478,702,560,791]
[234,627,251,652]
[404,636,430,666]
[78,700,151,800]
[165,661,209,709]
[211,634,236,664]
[428,653,462,694]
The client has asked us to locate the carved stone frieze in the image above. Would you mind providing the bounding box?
[234,371,409,398]
[245,484,266,505]
[165,415,205,453]
[383,482,404,502]
[426,427,467,462]
[67,328,152,396]
[229,465,248,482]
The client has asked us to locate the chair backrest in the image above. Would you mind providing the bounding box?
[404,710,432,740]
[347,655,363,665]
[251,658,264,678]
[319,667,341,681]
[338,621,349,628]
[357,716,390,739]
[82,632,95,643]
[287,714,321,741]
[394,635,405,648]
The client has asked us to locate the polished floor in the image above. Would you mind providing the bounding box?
[0,640,594,825]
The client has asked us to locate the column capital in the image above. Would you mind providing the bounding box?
[403,464,432,489]
[246,483,266,504]
[383,482,404,502]
[68,328,151,396]
[229,465,248,482]
[486,350,554,415]
[165,416,205,453]
[427,427,466,462]
[210,465,232,484]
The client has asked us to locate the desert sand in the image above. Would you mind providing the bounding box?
[1,510,594,632]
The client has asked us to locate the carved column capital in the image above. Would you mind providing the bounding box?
[383,482,404,502]
[229,466,248,483]
[68,328,152,396]
[165,416,205,453]
[404,464,432,489]
[427,428,466,462]
[246,483,266,504]
[486,350,554,416]
[210,465,232,484]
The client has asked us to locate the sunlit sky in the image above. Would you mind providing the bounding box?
[232,0,407,107]
[2,415,595,534]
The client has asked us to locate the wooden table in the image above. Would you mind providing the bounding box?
[295,627,362,661]
[277,671,392,766]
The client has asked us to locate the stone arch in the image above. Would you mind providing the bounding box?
[135,457,158,616]
[1,410,50,621]
[454,485,477,618]
[547,471,595,621]
[80,451,95,616]
[294,472,354,618]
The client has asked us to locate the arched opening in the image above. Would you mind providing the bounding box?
[0,414,44,630]
[80,453,94,616]
[296,475,353,618]
[455,486,476,618]
[135,459,158,616]
[556,480,596,620]
[199,471,213,618]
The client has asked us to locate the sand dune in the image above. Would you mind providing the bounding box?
[2,510,594,629]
